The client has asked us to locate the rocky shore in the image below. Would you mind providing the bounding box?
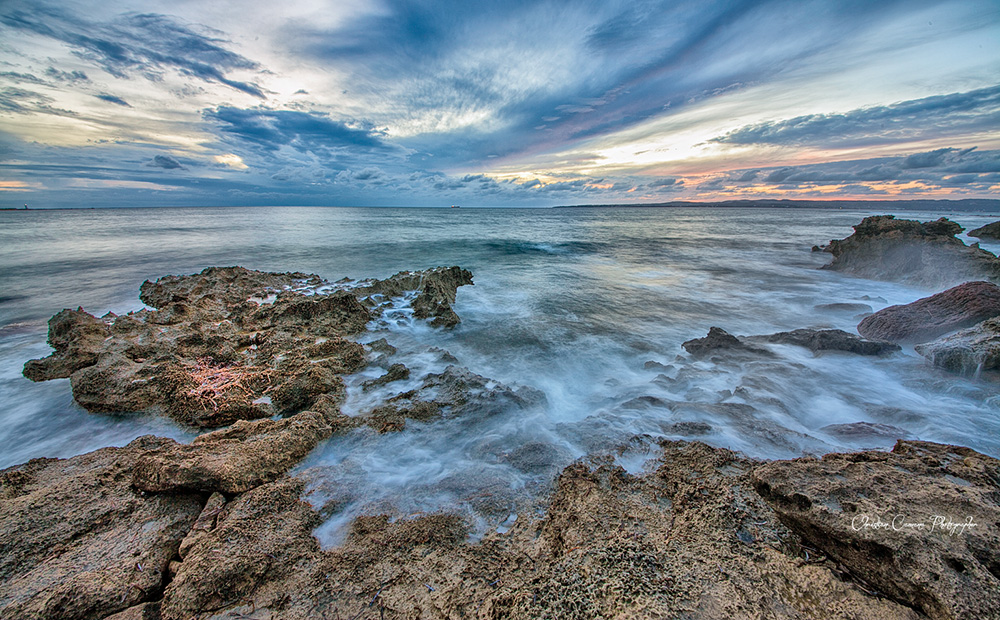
[4,217,1000,620]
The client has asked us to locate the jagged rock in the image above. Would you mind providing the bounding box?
[968,221,1000,240]
[132,411,332,494]
[23,266,472,427]
[820,215,1000,288]
[748,328,900,356]
[353,266,474,327]
[857,281,1000,343]
[356,365,545,433]
[753,441,1000,620]
[21,308,109,381]
[682,327,769,358]
[0,438,203,620]
[914,316,1000,379]
[362,363,410,391]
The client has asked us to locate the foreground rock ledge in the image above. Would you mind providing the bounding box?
[22,266,473,427]
[4,437,997,619]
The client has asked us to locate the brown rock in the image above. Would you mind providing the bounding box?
[749,328,900,355]
[132,411,332,494]
[857,281,1000,343]
[682,327,769,358]
[914,316,1000,378]
[0,438,202,620]
[21,308,109,381]
[820,215,1000,288]
[752,440,1000,620]
[968,220,1000,240]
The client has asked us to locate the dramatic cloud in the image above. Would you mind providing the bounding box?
[712,86,1000,147]
[0,4,266,98]
[148,154,182,169]
[204,107,390,156]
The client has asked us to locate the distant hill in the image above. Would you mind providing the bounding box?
[555,199,1000,212]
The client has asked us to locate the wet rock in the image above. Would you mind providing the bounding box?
[23,266,472,427]
[752,440,1000,620]
[820,215,1000,288]
[815,302,874,314]
[682,327,769,358]
[0,438,202,620]
[132,411,332,494]
[356,365,544,432]
[968,220,1000,240]
[857,281,1000,343]
[362,363,410,391]
[354,266,474,327]
[820,422,914,443]
[748,328,900,356]
[503,441,573,474]
[21,308,109,381]
[914,316,1000,379]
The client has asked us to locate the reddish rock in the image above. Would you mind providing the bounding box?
[914,316,1000,379]
[857,281,1000,343]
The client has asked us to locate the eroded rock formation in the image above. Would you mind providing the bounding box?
[857,281,1000,343]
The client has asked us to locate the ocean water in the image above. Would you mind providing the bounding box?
[3,206,999,542]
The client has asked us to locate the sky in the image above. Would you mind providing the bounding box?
[0,0,998,207]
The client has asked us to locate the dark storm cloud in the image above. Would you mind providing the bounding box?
[95,93,131,107]
[203,106,391,156]
[712,86,1000,147]
[0,3,266,98]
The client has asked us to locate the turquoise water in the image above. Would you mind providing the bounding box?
[3,206,999,540]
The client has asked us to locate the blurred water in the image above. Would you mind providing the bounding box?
[2,206,999,541]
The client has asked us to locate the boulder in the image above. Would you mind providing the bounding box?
[21,308,109,381]
[914,316,1000,378]
[0,438,203,620]
[967,221,1000,240]
[753,440,1000,620]
[682,327,769,358]
[820,215,1000,288]
[857,281,1000,343]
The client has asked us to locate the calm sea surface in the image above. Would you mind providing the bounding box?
[3,206,999,541]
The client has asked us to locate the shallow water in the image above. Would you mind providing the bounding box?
[2,206,999,543]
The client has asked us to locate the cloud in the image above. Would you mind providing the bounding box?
[148,154,182,169]
[204,106,391,156]
[711,86,1000,147]
[0,71,48,85]
[0,4,266,98]
[96,93,131,107]
[45,67,89,83]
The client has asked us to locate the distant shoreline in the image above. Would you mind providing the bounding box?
[554,198,1000,211]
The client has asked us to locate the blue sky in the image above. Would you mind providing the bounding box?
[1,0,998,207]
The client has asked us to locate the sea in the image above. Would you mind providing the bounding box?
[2,206,999,543]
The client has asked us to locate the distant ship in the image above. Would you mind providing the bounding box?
[450,204,461,208]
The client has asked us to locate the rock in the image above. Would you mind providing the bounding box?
[814,302,874,314]
[748,328,900,356]
[0,438,203,620]
[968,221,1000,240]
[354,266,474,327]
[21,308,109,381]
[361,363,410,391]
[102,602,161,620]
[857,281,1000,343]
[820,215,1000,288]
[682,327,769,358]
[820,422,914,443]
[132,411,332,494]
[752,441,1000,620]
[914,316,1000,378]
[356,365,545,432]
[23,266,472,427]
